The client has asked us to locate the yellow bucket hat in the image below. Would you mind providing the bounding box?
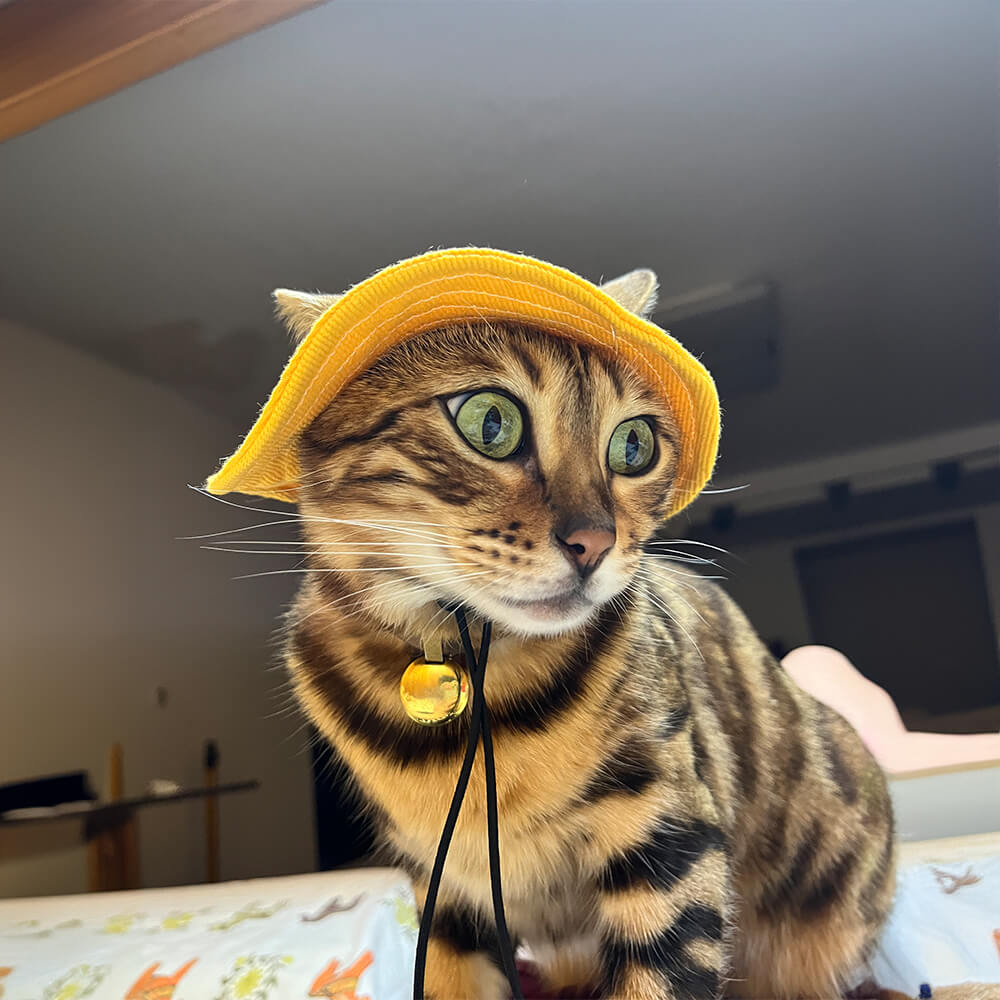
[206,247,719,516]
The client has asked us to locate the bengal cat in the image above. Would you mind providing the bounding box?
[275,275,895,1000]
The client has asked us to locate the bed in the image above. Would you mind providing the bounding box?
[3,648,998,1000]
[872,831,1000,999]
[0,867,417,1000]
[2,833,998,1000]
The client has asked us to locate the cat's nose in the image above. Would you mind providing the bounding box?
[555,525,616,577]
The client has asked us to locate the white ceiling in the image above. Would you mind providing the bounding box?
[1,0,997,476]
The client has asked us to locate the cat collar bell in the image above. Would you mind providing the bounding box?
[399,633,470,726]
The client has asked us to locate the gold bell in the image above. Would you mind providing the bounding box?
[399,657,469,726]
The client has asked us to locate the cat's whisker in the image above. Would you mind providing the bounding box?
[204,539,456,549]
[233,562,459,581]
[699,484,750,495]
[647,580,711,630]
[190,487,453,544]
[181,519,306,541]
[641,557,727,582]
[641,584,706,664]
[282,465,346,485]
[318,517,453,543]
[289,576,421,629]
[428,571,505,630]
[278,516,452,544]
[333,569,501,629]
[643,546,717,561]
[669,476,751,496]
[422,564,512,631]
[656,557,721,569]
[642,547,721,567]
[423,600,458,636]
[188,485,303,518]
[633,563,706,610]
[292,565,499,626]
[421,567,521,633]
[368,518,452,528]
[203,544,460,556]
[632,563,704,597]
[653,537,739,560]
[604,588,636,624]
[291,568,464,630]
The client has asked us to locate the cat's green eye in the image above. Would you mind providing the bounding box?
[608,418,656,475]
[453,391,524,460]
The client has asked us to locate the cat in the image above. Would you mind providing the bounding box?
[273,270,895,1000]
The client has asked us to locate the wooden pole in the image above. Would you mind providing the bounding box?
[204,740,220,882]
[108,743,123,801]
[88,742,126,891]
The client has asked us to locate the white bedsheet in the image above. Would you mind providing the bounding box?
[3,846,999,999]
[871,852,1000,996]
[0,867,416,1000]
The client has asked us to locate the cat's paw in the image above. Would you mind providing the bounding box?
[424,939,508,1000]
[604,967,717,1000]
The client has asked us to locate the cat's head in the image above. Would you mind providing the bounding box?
[280,270,679,638]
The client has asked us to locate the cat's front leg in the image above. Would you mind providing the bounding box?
[412,878,509,1000]
[594,815,731,1000]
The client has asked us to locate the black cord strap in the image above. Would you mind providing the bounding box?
[412,610,524,1000]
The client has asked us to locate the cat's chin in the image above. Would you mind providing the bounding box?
[467,589,600,637]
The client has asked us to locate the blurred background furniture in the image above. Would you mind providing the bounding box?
[0,742,258,892]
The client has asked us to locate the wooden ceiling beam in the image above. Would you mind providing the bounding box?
[0,0,327,144]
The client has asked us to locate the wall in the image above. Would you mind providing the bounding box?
[890,764,1000,842]
[724,503,1000,663]
[0,319,316,897]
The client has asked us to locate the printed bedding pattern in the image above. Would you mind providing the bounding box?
[1,854,998,999]
[0,868,416,1000]
[870,854,1000,997]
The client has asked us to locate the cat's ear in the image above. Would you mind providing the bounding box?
[272,289,343,343]
[600,269,659,318]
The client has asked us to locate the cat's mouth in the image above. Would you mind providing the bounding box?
[470,583,599,635]
[502,588,587,616]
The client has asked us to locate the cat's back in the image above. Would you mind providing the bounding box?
[643,559,895,937]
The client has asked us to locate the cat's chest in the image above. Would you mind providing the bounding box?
[338,712,612,885]
[373,744,591,900]
[294,612,663,890]
[346,720,591,834]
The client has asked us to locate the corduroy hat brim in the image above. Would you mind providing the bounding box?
[205,247,719,516]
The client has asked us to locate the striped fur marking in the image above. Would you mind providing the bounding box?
[599,818,727,895]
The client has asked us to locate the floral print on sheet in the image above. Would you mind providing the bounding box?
[42,963,109,1000]
[157,913,197,933]
[209,902,287,933]
[101,916,144,937]
[215,954,292,1000]
[386,893,418,939]
[4,921,83,941]
[0,868,417,1000]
